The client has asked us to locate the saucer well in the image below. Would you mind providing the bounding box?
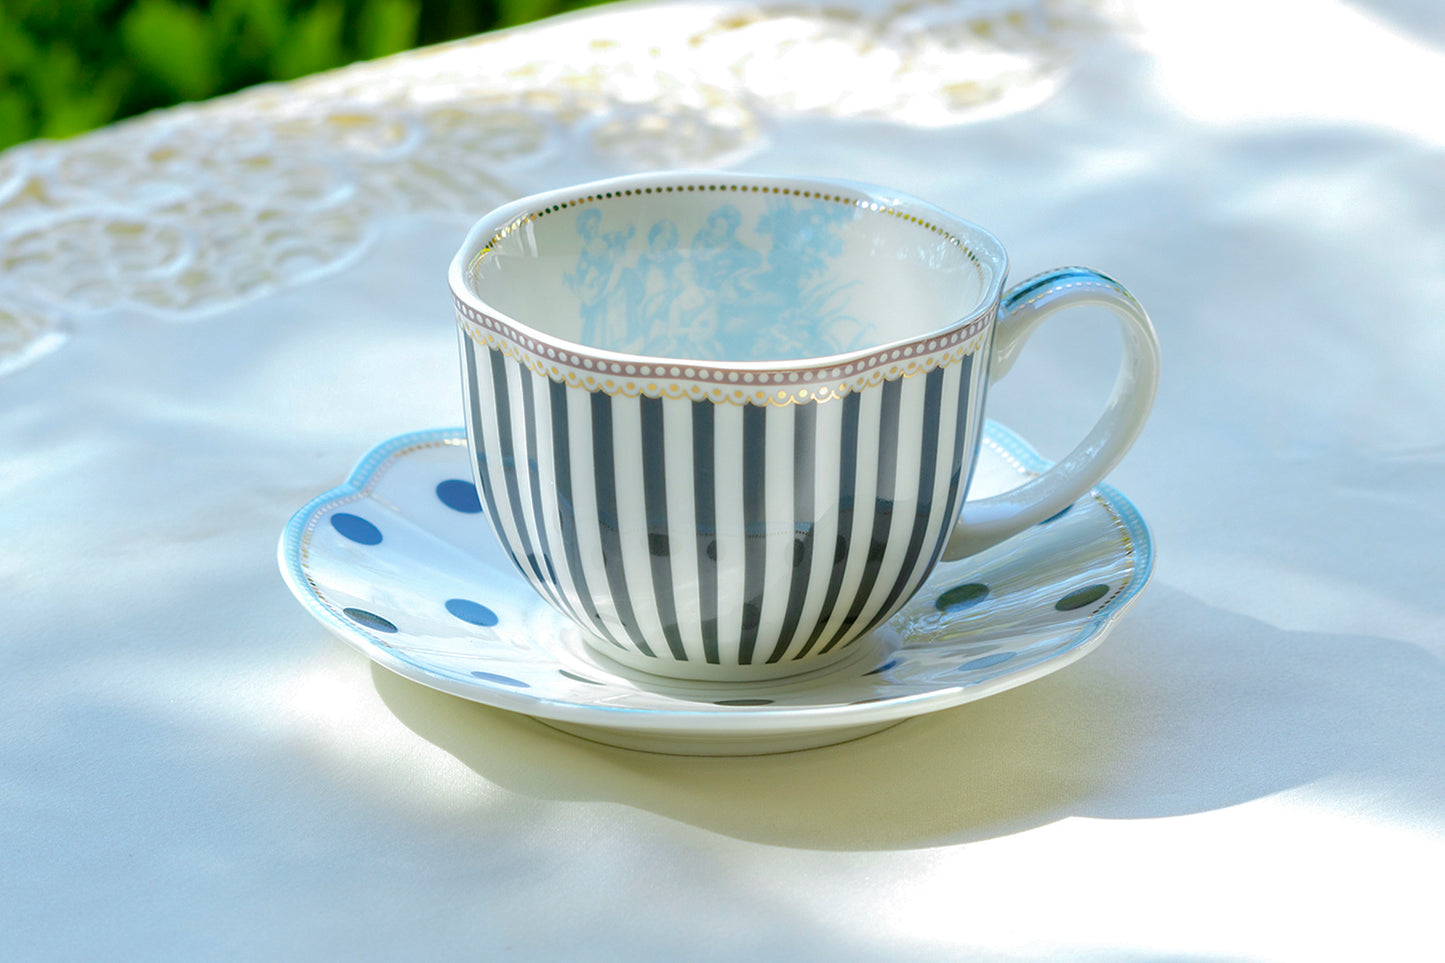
[278,423,1153,755]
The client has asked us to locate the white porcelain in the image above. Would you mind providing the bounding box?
[278,423,1153,755]
[449,171,1160,681]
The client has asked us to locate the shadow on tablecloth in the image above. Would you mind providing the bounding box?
[373,583,1445,850]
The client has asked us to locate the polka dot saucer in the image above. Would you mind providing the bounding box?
[278,423,1153,755]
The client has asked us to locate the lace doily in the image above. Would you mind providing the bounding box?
[0,0,1120,374]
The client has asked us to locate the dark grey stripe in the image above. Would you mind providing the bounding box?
[465,341,509,535]
[820,375,903,655]
[692,401,719,664]
[547,379,623,649]
[640,396,686,661]
[591,391,653,658]
[517,365,573,622]
[467,342,546,600]
[766,399,817,663]
[488,349,560,606]
[857,366,946,637]
[738,402,768,665]
[920,354,977,573]
[794,389,861,661]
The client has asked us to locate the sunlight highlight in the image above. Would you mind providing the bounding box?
[1133,0,1445,144]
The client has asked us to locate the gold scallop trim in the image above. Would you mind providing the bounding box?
[460,308,991,406]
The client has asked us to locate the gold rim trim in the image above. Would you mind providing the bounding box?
[461,308,991,406]
[465,181,984,280]
[454,179,998,406]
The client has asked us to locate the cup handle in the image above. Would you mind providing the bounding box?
[942,267,1161,560]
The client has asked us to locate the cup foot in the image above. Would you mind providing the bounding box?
[536,717,902,755]
[581,635,871,684]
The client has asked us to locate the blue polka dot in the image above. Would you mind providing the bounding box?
[958,651,1015,672]
[864,657,902,676]
[936,582,989,612]
[446,598,499,626]
[436,479,482,514]
[331,512,382,545]
[343,607,396,633]
[470,670,528,687]
[1056,584,1110,611]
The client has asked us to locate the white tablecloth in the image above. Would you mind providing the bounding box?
[4,0,1442,958]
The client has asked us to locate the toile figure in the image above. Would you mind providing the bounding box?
[565,208,634,347]
[624,205,755,359]
[745,199,868,358]
[622,220,688,354]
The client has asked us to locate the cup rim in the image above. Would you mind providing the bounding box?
[448,170,1009,374]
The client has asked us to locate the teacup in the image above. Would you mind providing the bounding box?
[449,171,1159,682]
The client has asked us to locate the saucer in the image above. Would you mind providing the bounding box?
[278,423,1153,755]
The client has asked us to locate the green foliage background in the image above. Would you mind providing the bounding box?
[0,0,606,152]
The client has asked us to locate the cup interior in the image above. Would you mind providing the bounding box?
[459,175,1001,364]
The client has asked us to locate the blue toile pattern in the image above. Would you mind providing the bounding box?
[565,200,874,360]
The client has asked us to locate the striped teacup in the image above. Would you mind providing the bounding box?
[450,172,1159,682]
